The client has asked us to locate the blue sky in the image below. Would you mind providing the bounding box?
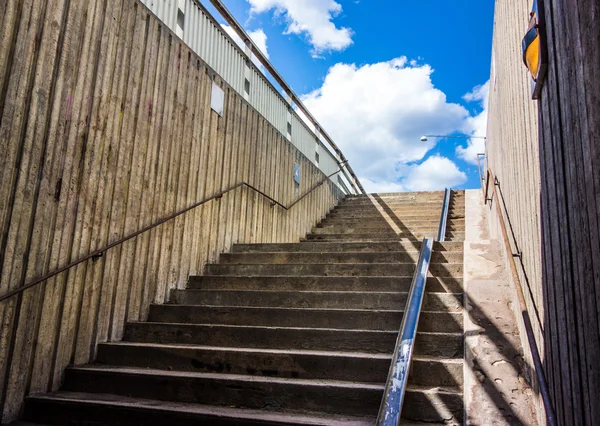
[207,0,495,192]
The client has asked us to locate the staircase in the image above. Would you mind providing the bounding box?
[23,191,466,425]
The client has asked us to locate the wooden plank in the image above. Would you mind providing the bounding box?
[127,13,161,322]
[139,25,171,320]
[28,0,93,395]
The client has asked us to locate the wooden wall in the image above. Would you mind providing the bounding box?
[537,0,600,423]
[0,0,344,421]
[486,0,546,422]
[487,0,600,424]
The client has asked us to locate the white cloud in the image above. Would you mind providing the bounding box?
[402,155,467,191]
[361,156,467,193]
[456,80,489,165]
[301,57,472,191]
[247,0,353,55]
[221,25,269,69]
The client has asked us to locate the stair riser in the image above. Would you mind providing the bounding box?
[315,222,466,231]
[169,291,464,313]
[325,214,464,221]
[205,263,463,278]
[220,251,464,265]
[402,389,464,423]
[187,276,465,293]
[149,305,463,332]
[62,368,383,417]
[335,203,464,214]
[96,344,463,387]
[124,323,464,357]
[309,227,463,235]
[304,233,465,242]
[232,241,464,253]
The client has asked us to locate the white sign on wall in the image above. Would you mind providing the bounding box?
[211,82,225,116]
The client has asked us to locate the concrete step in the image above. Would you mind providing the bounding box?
[232,241,464,253]
[220,251,464,265]
[61,366,384,417]
[309,227,457,235]
[124,323,464,358]
[401,385,464,423]
[303,232,465,242]
[325,213,464,221]
[315,221,465,231]
[205,263,463,278]
[168,290,464,312]
[187,276,465,293]
[25,391,377,425]
[148,305,463,332]
[96,343,464,387]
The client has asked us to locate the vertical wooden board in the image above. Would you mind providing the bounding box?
[140,29,172,317]
[155,40,185,306]
[175,56,202,287]
[241,108,258,244]
[166,50,193,291]
[250,117,264,243]
[263,127,275,242]
[76,0,138,360]
[27,0,94,394]
[186,65,210,279]
[151,35,180,305]
[271,135,282,240]
[2,0,81,406]
[207,81,228,263]
[192,68,214,274]
[216,90,237,256]
[0,0,21,102]
[224,96,243,252]
[230,100,248,247]
[51,0,126,390]
[0,0,40,274]
[127,15,161,322]
[2,0,92,409]
[108,4,152,342]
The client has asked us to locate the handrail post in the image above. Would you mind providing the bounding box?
[376,238,434,426]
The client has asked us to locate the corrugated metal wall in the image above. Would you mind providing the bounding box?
[139,0,344,188]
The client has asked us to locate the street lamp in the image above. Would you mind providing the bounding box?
[420,135,487,142]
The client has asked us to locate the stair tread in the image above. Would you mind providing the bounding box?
[129,321,463,336]
[99,341,392,359]
[27,392,376,425]
[67,365,386,390]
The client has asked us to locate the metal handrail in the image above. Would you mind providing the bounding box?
[0,170,343,303]
[376,238,434,426]
[206,0,366,196]
[437,188,451,241]
[485,168,557,426]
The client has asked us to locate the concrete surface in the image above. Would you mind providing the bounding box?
[464,190,538,425]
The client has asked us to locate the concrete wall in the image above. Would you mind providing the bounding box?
[487,0,600,423]
[0,0,344,421]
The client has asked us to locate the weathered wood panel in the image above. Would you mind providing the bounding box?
[0,0,344,421]
[488,0,600,423]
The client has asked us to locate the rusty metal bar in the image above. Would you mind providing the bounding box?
[0,170,343,303]
[206,0,366,196]
[488,168,557,426]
